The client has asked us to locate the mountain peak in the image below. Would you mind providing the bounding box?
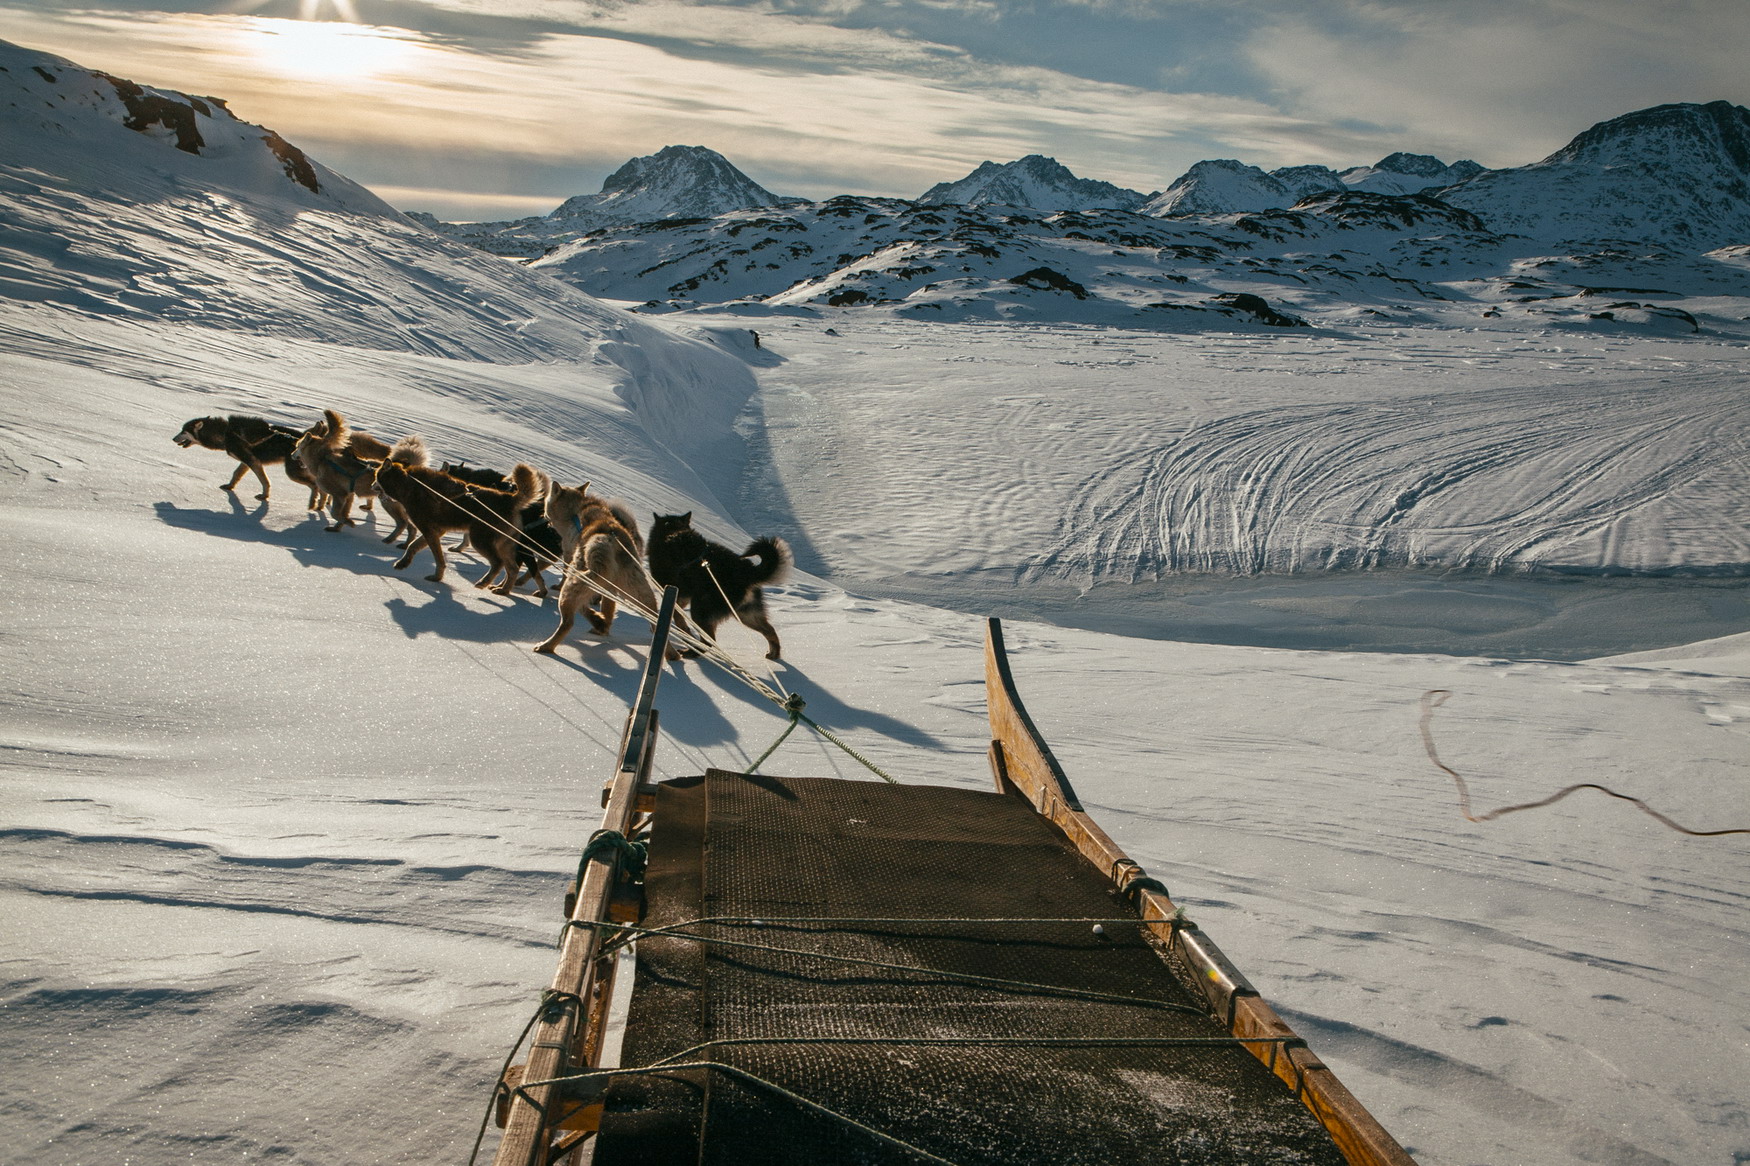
[918,155,1149,212]
[1444,100,1750,245]
[552,145,788,226]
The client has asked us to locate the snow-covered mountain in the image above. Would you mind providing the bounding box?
[916,154,1151,212]
[551,143,793,225]
[1145,154,1483,215]
[413,144,796,258]
[1340,152,1485,195]
[0,40,393,217]
[1444,100,1750,245]
[1141,158,1299,215]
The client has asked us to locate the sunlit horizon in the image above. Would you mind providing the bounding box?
[240,16,420,83]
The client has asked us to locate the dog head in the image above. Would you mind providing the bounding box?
[173,417,221,449]
[544,480,592,532]
[649,512,696,543]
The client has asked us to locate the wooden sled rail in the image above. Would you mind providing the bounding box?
[984,616,1416,1166]
[491,586,679,1166]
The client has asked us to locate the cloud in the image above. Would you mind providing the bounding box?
[1243,0,1750,167]
[0,2,1374,215]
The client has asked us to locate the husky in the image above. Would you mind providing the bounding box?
[536,482,675,657]
[494,506,561,598]
[173,415,309,502]
[647,512,791,660]
[291,409,407,535]
[374,438,540,590]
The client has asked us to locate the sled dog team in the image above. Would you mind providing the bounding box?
[174,410,790,661]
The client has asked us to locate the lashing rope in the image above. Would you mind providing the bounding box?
[1420,690,1750,836]
[559,917,1207,1014]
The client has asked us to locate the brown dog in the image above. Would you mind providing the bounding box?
[292,409,406,534]
[536,482,676,657]
[374,440,541,589]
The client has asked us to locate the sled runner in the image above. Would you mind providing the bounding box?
[488,596,1414,1166]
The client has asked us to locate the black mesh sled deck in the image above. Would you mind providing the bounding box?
[592,769,1348,1166]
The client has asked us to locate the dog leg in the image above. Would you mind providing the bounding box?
[740,607,783,660]
[422,526,449,583]
[325,492,355,532]
[535,576,596,653]
[486,536,520,596]
[245,456,271,501]
[587,596,616,634]
[393,531,430,571]
[223,462,250,492]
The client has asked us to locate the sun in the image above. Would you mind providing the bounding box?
[244,13,418,82]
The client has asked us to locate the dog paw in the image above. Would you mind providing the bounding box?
[533,643,558,655]
[424,573,444,583]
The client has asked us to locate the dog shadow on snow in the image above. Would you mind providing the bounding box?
[154,496,417,578]
[690,656,946,755]
[156,497,942,759]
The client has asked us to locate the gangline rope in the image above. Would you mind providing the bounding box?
[392,468,899,782]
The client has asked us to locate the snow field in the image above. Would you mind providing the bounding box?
[2,304,1747,1165]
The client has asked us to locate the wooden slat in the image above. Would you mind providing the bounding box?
[491,588,679,1166]
[983,617,1417,1166]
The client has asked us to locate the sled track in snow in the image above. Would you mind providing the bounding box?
[1034,374,1750,578]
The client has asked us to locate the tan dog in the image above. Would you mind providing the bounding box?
[374,440,540,589]
[292,409,407,535]
[536,481,676,658]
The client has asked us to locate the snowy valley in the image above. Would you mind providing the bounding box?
[2,37,1748,1166]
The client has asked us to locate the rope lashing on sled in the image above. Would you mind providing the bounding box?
[510,1059,966,1166]
[509,1026,1318,1166]
[465,985,591,1166]
[561,916,1206,1013]
[575,828,648,888]
[1419,690,1750,836]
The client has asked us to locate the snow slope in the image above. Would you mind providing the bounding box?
[2,40,1748,1166]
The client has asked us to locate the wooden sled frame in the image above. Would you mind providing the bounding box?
[984,616,1415,1166]
[489,603,1415,1166]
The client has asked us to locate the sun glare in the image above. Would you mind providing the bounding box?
[244,17,418,82]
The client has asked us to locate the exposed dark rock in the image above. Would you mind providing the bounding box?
[262,130,320,194]
[1210,293,1308,327]
[100,73,205,155]
[1007,266,1088,298]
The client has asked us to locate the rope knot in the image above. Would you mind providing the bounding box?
[782,693,807,716]
[578,828,648,884]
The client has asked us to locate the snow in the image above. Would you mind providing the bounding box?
[3,38,1749,1166]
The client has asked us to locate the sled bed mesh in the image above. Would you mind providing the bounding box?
[592,769,1347,1166]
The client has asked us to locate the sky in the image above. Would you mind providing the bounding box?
[3,0,1746,221]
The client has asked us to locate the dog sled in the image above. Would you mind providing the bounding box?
[485,590,1416,1166]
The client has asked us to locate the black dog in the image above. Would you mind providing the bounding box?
[514,506,563,597]
[647,512,791,660]
[174,415,311,502]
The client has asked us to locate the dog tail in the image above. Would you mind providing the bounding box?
[321,407,349,450]
[387,434,429,468]
[742,536,792,587]
[607,499,644,555]
[510,464,542,510]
